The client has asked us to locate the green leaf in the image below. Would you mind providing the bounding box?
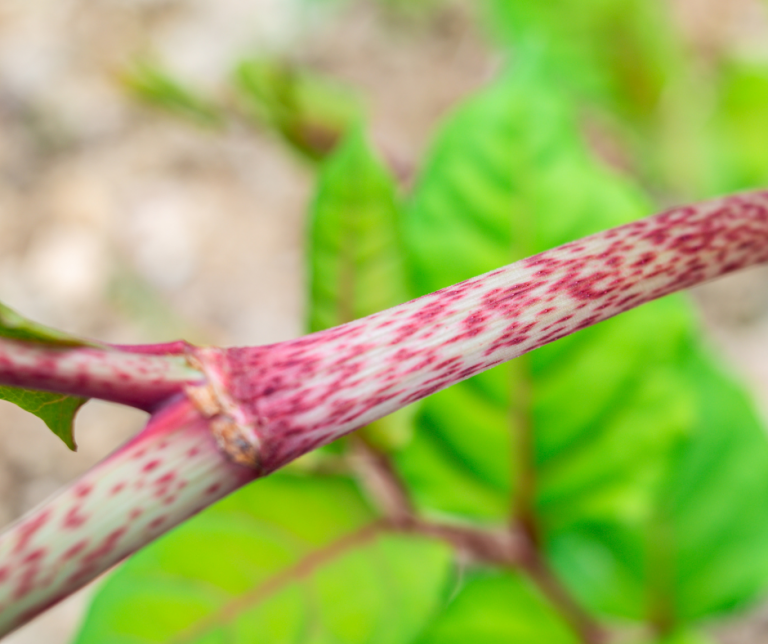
[397,63,768,627]
[0,301,90,347]
[0,301,92,449]
[308,125,408,331]
[122,61,223,127]
[708,61,768,193]
[647,631,715,644]
[549,350,768,622]
[0,387,86,450]
[397,64,685,523]
[234,59,363,161]
[482,0,679,126]
[73,474,454,644]
[413,569,578,644]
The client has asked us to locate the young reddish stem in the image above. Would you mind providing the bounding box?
[0,191,765,637]
[0,339,202,411]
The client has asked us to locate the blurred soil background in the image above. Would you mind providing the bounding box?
[0,0,766,642]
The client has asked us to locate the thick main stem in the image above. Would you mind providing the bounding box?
[0,190,765,637]
[200,192,768,472]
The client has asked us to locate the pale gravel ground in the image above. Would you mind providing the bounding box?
[0,1,766,643]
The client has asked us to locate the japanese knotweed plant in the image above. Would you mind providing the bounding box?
[1,66,768,644]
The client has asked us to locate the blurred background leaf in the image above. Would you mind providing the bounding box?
[73,474,454,643]
[412,569,579,644]
[482,0,681,128]
[234,59,363,161]
[395,58,768,631]
[121,61,224,128]
[707,60,768,194]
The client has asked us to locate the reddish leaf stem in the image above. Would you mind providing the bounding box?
[0,339,202,411]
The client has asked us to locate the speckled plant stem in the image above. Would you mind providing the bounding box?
[0,397,255,635]
[0,339,202,410]
[0,191,766,637]
[201,191,768,472]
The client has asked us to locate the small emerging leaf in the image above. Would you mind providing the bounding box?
[122,60,223,127]
[0,301,91,449]
[308,125,407,330]
[0,387,86,450]
[0,301,90,347]
[234,59,363,160]
[308,125,412,450]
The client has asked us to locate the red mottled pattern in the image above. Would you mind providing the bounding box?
[0,398,255,635]
[196,192,768,472]
[0,340,202,411]
[0,191,766,636]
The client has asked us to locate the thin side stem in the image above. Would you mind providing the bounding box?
[350,436,414,522]
[0,339,203,411]
[510,354,539,544]
[519,548,607,644]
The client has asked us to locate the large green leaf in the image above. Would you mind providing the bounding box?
[396,65,687,523]
[412,569,578,644]
[0,302,92,449]
[482,0,679,126]
[73,474,454,644]
[549,350,768,622]
[396,64,768,627]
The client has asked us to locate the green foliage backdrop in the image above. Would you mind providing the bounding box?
[65,1,768,642]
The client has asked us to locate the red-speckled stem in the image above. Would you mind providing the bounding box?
[0,191,766,637]
[194,192,768,472]
[0,339,202,411]
[0,397,255,635]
